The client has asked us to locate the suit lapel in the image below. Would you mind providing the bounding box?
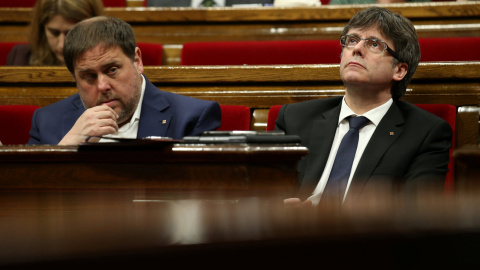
[300,104,341,193]
[137,79,171,138]
[351,101,405,191]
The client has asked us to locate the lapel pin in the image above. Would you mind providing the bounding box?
[389,132,394,136]
[162,120,167,124]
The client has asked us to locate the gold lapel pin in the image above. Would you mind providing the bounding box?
[389,132,394,136]
[162,120,167,124]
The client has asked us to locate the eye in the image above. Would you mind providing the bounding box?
[108,67,118,75]
[81,73,97,83]
[347,36,359,45]
[48,29,60,37]
[370,40,380,48]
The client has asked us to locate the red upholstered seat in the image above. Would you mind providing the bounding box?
[266,103,457,190]
[415,104,457,191]
[419,37,480,62]
[101,0,126,7]
[181,40,342,65]
[0,0,36,7]
[217,105,251,131]
[137,42,163,66]
[0,105,40,145]
[1,42,162,66]
[0,42,26,65]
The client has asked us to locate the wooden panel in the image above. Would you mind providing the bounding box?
[1,2,479,65]
[1,62,478,108]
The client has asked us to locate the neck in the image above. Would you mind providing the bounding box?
[344,87,392,115]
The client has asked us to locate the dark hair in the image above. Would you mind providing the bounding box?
[64,16,137,74]
[341,7,420,100]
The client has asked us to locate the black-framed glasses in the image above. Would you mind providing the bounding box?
[340,34,401,61]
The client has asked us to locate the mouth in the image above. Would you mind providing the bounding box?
[101,99,118,108]
[346,61,366,69]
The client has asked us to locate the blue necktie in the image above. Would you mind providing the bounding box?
[322,116,370,203]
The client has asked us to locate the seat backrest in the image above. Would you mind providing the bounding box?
[0,105,40,145]
[419,37,480,62]
[266,105,282,132]
[266,103,457,190]
[137,42,163,66]
[181,40,342,65]
[102,0,126,7]
[415,104,457,191]
[0,0,36,7]
[0,42,24,66]
[218,105,251,131]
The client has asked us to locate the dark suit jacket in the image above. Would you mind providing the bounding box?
[275,97,452,202]
[145,0,273,6]
[28,76,221,144]
[6,44,30,66]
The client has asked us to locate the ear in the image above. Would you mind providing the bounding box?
[393,62,408,82]
[134,47,144,74]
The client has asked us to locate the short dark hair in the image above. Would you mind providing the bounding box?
[64,16,137,74]
[341,7,420,100]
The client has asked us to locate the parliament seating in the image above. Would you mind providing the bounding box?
[137,42,163,66]
[180,40,342,65]
[0,104,250,145]
[218,105,251,131]
[0,42,24,65]
[102,0,127,7]
[0,42,162,66]
[0,0,126,7]
[419,37,480,62]
[0,0,36,7]
[180,37,480,66]
[266,103,458,191]
[0,105,40,145]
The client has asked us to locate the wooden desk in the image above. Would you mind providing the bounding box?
[0,143,307,197]
[1,2,479,65]
[453,145,480,191]
[2,184,480,268]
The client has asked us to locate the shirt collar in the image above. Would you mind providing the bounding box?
[339,97,393,126]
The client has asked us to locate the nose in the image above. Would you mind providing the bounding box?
[97,74,111,93]
[58,33,67,51]
[352,39,366,57]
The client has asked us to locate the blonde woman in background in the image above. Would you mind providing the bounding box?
[7,0,104,66]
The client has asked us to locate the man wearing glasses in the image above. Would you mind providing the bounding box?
[276,7,452,207]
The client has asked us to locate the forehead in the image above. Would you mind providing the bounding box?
[347,26,388,39]
[45,14,77,30]
[75,45,126,71]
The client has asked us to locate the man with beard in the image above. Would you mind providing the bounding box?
[28,16,221,145]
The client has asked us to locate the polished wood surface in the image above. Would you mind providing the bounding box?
[0,143,308,197]
[1,62,479,108]
[1,2,479,65]
[2,186,480,268]
[454,145,480,191]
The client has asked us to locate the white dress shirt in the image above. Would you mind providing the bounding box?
[99,75,146,142]
[308,97,393,205]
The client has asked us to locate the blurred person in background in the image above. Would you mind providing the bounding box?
[7,0,104,66]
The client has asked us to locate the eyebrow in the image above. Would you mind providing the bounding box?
[348,33,383,41]
[77,60,119,74]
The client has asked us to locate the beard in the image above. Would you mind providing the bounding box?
[96,90,141,125]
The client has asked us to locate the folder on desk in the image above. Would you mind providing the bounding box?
[182,130,301,144]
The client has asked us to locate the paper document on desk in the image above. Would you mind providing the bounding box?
[182,130,301,144]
